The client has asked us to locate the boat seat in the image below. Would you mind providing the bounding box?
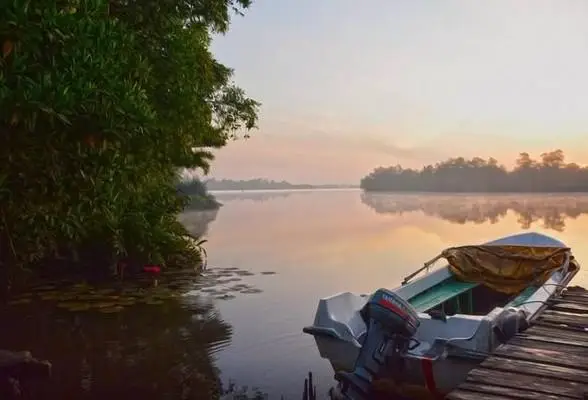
[413,313,491,354]
[407,277,478,312]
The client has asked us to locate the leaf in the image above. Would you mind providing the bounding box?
[8,298,32,305]
[98,306,124,313]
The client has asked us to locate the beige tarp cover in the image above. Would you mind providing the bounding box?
[440,245,571,295]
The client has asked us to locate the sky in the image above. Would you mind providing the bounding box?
[207,0,588,184]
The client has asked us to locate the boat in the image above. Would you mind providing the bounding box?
[302,232,580,399]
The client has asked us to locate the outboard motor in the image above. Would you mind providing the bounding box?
[332,289,420,400]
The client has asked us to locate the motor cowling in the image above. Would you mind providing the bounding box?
[332,289,420,400]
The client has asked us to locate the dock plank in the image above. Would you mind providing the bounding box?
[446,286,588,400]
[533,319,588,333]
[466,368,584,398]
[549,301,588,314]
[456,382,572,400]
[537,310,588,328]
[524,324,588,342]
[509,334,588,351]
[543,308,588,319]
[480,357,588,384]
[558,295,588,305]
[448,389,515,400]
[561,291,588,302]
[493,343,588,370]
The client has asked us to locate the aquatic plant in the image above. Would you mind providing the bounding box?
[6,266,270,313]
[178,179,222,211]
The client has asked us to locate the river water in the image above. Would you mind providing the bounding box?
[3,189,588,399]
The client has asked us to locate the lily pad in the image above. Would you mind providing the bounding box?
[240,288,263,294]
[216,279,238,285]
[57,294,80,301]
[56,301,88,309]
[94,302,118,309]
[95,288,116,295]
[40,293,61,301]
[144,299,164,305]
[65,304,92,312]
[12,292,33,298]
[34,285,57,291]
[116,298,137,306]
[215,294,236,300]
[151,293,175,301]
[72,283,90,290]
[8,298,32,305]
[98,306,125,314]
[230,284,251,290]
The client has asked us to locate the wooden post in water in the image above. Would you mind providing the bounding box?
[302,371,317,400]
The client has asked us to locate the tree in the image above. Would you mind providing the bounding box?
[540,149,565,168]
[0,0,259,292]
[515,152,535,169]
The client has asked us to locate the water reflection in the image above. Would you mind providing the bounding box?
[361,192,588,232]
[0,296,232,399]
[212,190,296,203]
[211,189,359,204]
[178,209,219,237]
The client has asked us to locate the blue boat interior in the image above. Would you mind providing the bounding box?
[406,276,538,315]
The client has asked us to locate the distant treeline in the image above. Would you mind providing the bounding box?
[361,150,588,192]
[204,178,355,191]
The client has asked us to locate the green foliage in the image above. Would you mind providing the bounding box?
[361,150,588,192]
[0,0,259,284]
[179,179,210,197]
[178,178,221,210]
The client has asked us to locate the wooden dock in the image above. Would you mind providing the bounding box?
[446,285,588,400]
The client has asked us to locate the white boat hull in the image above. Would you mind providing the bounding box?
[303,232,580,398]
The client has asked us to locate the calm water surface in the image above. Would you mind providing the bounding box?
[4,190,588,399]
[201,190,588,398]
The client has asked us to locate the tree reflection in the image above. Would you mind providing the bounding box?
[361,193,588,232]
[0,296,232,400]
[213,191,296,203]
[179,209,219,237]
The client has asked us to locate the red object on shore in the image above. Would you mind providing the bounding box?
[143,265,161,274]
